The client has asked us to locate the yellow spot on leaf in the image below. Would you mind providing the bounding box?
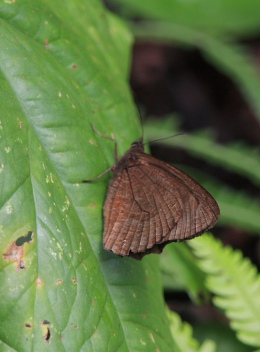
[36,278,43,286]
[6,204,13,214]
[140,339,146,346]
[46,173,54,183]
[150,333,155,343]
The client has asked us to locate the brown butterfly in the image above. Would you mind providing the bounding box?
[84,131,220,260]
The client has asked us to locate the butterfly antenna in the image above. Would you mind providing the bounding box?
[144,133,187,146]
[83,124,118,182]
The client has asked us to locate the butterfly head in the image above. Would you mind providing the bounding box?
[130,138,144,153]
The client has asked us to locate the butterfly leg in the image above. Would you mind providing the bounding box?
[83,123,118,182]
[91,123,119,161]
[83,166,115,182]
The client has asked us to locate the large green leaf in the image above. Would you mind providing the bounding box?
[0,1,173,351]
[111,0,260,38]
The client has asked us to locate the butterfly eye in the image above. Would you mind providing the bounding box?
[131,138,143,149]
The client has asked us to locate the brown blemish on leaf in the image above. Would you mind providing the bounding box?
[56,279,63,285]
[3,231,33,270]
[44,39,49,51]
[89,202,97,208]
[25,323,32,329]
[19,120,23,129]
[41,320,51,325]
[72,65,78,70]
[36,278,43,286]
[89,139,98,147]
[71,278,78,284]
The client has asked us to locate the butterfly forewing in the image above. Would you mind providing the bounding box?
[103,144,220,259]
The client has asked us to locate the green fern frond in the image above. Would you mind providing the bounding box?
[189,234,260,348]
[166,307,216,352]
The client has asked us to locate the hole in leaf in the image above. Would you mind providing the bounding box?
[25,323,32,329]
[42,320,50,325]
[19,261,25,270]
[16,231,33,246]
